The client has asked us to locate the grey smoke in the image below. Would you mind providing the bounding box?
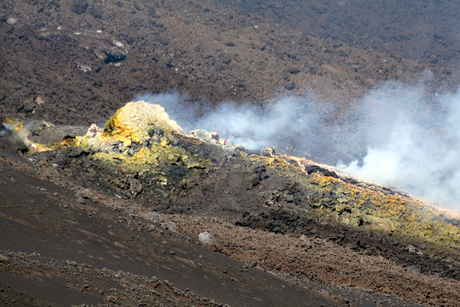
[135,80,460,212]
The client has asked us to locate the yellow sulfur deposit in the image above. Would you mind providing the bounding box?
[76,101,183,152]
[244,154,460,248]
[74,101,214,180]
[101,101,182,144]
[2,118,49,153]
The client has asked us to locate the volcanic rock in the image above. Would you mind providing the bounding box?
[38,26,128,63]
[198,231,214,247]
[7,103,460,250]
[3,99,460,307]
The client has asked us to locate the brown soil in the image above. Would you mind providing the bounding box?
[1,0,460,306]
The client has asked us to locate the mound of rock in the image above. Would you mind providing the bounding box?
[3,101,460,251]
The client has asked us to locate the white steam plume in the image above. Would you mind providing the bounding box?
[338,80,460,212]
[134,91,327,151]
[135,79,460,212]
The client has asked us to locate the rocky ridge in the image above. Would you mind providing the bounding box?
[2,100,460,305]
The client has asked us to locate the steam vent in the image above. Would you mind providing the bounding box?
[3,101,460,250]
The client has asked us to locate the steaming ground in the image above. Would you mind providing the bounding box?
[339,80,460,213]
[136,77,460,213]
[135,92,338,159]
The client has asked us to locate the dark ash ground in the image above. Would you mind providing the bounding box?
[1,1,460,306]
